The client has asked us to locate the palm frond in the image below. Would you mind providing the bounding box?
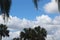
[58,0,60,12]
[33,0,40,10]
[0,24,9,37]
[0,0,11,22]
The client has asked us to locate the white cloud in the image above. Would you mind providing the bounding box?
[44,0,59,13]
[46,35,53,40]
[53,16,60,24]
[0,15,60,40]
[35,15,52,25]
[7,16,34,30]
[2,31,20,40]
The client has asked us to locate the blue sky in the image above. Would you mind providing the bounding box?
[10,0,60,20]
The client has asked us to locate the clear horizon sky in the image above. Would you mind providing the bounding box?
[10,0,60,20]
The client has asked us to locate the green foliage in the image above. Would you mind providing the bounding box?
[19,26,47,40]
[0,24,9,37]
[0,0,11,22]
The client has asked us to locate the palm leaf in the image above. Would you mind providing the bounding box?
[0,0,11,22]
[33,0,40,10]
[0,24,9,37]
[58,0,60,12]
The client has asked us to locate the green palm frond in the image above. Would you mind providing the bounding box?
[0,0,11,22]
[33,0,40,10]
[0,24,9,37]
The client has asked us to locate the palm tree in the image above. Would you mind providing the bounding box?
[0,24,9,40]
[0,0,11,22]
[20,26,47,40]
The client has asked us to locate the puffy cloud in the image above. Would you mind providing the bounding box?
[35,15,52,25]
[0,15,60,40]
[44,0,59,13]
[46,29,60,40]
[53,16,60,24]
[7,16,34,30]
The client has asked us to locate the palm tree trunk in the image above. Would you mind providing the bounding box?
[0,35,2,40]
